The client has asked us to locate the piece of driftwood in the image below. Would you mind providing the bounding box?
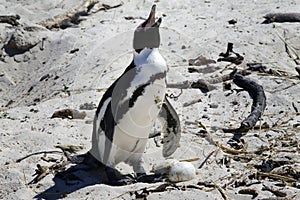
[246,62,296,77]
[29,161,69,184]
[0,15,20,26]
[188,66,221,74]
[54,145,84,153]
[167,79,216,92]
[167,69,249,92]
[246,63,267,73]
[16,150,63,163]
[39,0,123,29]
[215,141,248,155]
[262,184,287,197]
[223,74,266,134]
[217,43,244,65]
[263,13,300,23]
[188,55,216,66]
[198,149,217,169]
[215,184,230,200]
[113,183,178,199]
[29,164,50,184]
[238,188,259,199]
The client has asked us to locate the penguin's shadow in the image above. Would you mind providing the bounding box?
[34,163,117,200]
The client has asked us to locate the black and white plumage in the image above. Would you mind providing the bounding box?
[88,5,180,183]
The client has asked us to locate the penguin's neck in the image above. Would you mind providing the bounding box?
[133,48,166,69]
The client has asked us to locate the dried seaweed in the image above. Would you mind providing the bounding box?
[197,182,230,200]
[17,145,85,184]
[262,184,287,197]
[215,184,230,200]
[238,188,259,199]
[263,13,300,23]
[28,160,69,184]
[223,74,266,134]
[0,15,20,26]
[112,183,178,199]
[256,171,297,182]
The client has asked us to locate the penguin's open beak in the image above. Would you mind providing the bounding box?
[147,5,156,25]
[141,5,162,28]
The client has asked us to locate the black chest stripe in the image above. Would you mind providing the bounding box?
[114,71,166,123]
[129,83,150,108]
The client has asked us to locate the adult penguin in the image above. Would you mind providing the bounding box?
[88,5,181,185]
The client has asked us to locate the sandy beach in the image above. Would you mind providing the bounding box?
[0,0,300,199]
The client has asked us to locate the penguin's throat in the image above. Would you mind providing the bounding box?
[135,48,153,54]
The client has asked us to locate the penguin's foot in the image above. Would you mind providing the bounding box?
[107,175,136,186]
[136,173,164,183]
[105,167,136,186]
[81,152,103,167]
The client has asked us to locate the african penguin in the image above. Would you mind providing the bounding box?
[88,5,181,185]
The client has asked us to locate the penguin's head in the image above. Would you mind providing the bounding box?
[133,5,162,52]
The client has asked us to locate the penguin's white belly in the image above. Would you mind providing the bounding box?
[110,78,166,165]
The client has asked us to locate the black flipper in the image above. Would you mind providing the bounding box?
[158,97,181,157]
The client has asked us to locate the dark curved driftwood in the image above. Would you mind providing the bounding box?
[0,15,20,26]
[223,74,266,134]
[263,13,300,23]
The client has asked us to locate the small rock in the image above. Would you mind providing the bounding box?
[51,109,86,119]
[29,108,39,113]
[228,19,237,24]
[209,103,218,108]
[69,48,79,54]
[3,27,40,56]
[202,114,209,119]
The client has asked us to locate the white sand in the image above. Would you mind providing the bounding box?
[0,0,300,199]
